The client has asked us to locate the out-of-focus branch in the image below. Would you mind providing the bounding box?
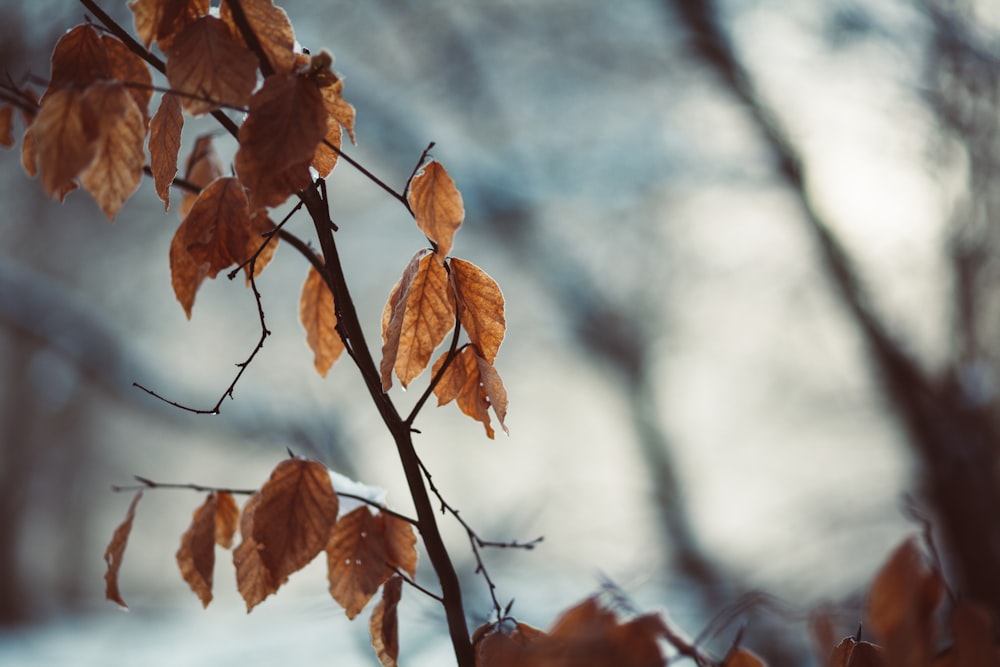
[665,0,1000,617]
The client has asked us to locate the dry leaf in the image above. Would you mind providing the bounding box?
[103,490,143,609]
[724,648,768,667]
[409,160,464,260]
[380,251,455,390]
[369,575,403,667]
[326,507,402,619]
[215,491,240,549]
[299,264,345,377]
[45,24,110,99]
[33,88,97,196]
[235,72,328,208]
[165,15,258,116]
[252,458,339,585]
[176,492,218,608]
[170,176,276,317]
[220,0,296,75]
[129,0,209,50]
[433,347,508,438]
[103,34,153,124]
[149,93,183,210]
[450,258,506,363]
[79,82,146,221]
[949,602,997,667]
[866,537,943,667]
[180,134,224,216]
[0,106,13,148]
[828,637,887,667]
[474,622,546,667]
[233,491,283,611]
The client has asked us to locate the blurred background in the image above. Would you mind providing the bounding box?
[2,0,999,665]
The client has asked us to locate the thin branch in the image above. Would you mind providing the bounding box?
[406,320,465,426]
[228,200,304,279]
[391,566,444,603]
[402,141,437,206]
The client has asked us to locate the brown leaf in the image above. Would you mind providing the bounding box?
[0,106,12,148]
[235,72,328,209]
[474,622,546,667]
[950,602,997,667]
[149,93,184,210]
[79,82,146,221]
[103,490,143,609]
[723,648,768,667]
[103,35,153,124]
[233,491,283,611]
[307,52,356,179]
[828,637,887,667]
[866,537,943,667]
[33,87,98,197]
[253,458,339,586]
[176,492,218,608]
[129,0,209,50]
[369,575,403,667]
[170,176,276,317]
[311,114,342,178]
[450,258,506,363]
[215,491,240,549]
[46,24,110,99]
[220,0,297,76]
[380,251,456,390]
[433,347,508,439]
[383,512,418,579]
[327,507,400,619]
[180,134,224,216]
[21,124,37,176]
[165,15,257,116]
[299,264,345,377]
[408,160,464,260]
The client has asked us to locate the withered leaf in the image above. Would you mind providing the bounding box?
[380,251,456,390]
[129,0,209,50]
[326,506,414,619]
[21,125,37,176]
[170,176,276,317]
[165,15,257,116]
[369,575,403,667]
[46,24,110,99]
[310,53,356,177]
[253,458,339,586]
[449,258,506,363]
[149,93,184,210]
[299,264,345,377]
[311,114,342,179]
[433,347,508,439]
[220,0,297,76]
[181,133,224,216]
[103,35,153,124]
[408,160,464,260]
[0,106,13,148]
[474,622,546,667]
[79,82,146,221]
[215,491,240,549]
[540,597,667,667]
[176,492,219,608]
[104,490,143,609]
[233,491,283,611]
[866,537,943,667]
[33,88,97,197]
[949,602,997,667]
[235,73,328,209]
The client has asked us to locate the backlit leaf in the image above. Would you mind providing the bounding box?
[433,347,508,439]
[0,106,13,148]
[380,251,455,390]
[79,82,146,221]
[326,506,404,619]
[541,597,667,667]
[233,491,283,611]
[176,492,218,608]
[149,93,183,210]
[220,0,296,75]
[866,537,943,667]
[103,35,153,124]
[253,458,339,585]
[408,160,464,260]
[103,490,143,609]
[369,575,403,667]
[170,176,276,317]
[299,264,345,377]
[235,72,328,209]
[129,0,209,50]
[180,133,224,216]
[165,15,257,116]
[450,258,506,363]
[46,24,110,98]
[32,87,97,197]
[474,622,546,667]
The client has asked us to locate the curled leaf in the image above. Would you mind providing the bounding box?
[149,93,183,210]
[104,490,143,609]
[433,347,508,438]
[220,0,297,75]
[176,492,219,608]
[369,575,403,667]
[233,492,282,611]
[299,264,345,377]
[449,257,506,363]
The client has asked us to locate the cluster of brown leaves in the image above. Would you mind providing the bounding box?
[104,457,416,667]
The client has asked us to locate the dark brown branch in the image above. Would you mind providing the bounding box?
[406,321,464,426]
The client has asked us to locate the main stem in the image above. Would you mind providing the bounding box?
[299,187,474,667]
